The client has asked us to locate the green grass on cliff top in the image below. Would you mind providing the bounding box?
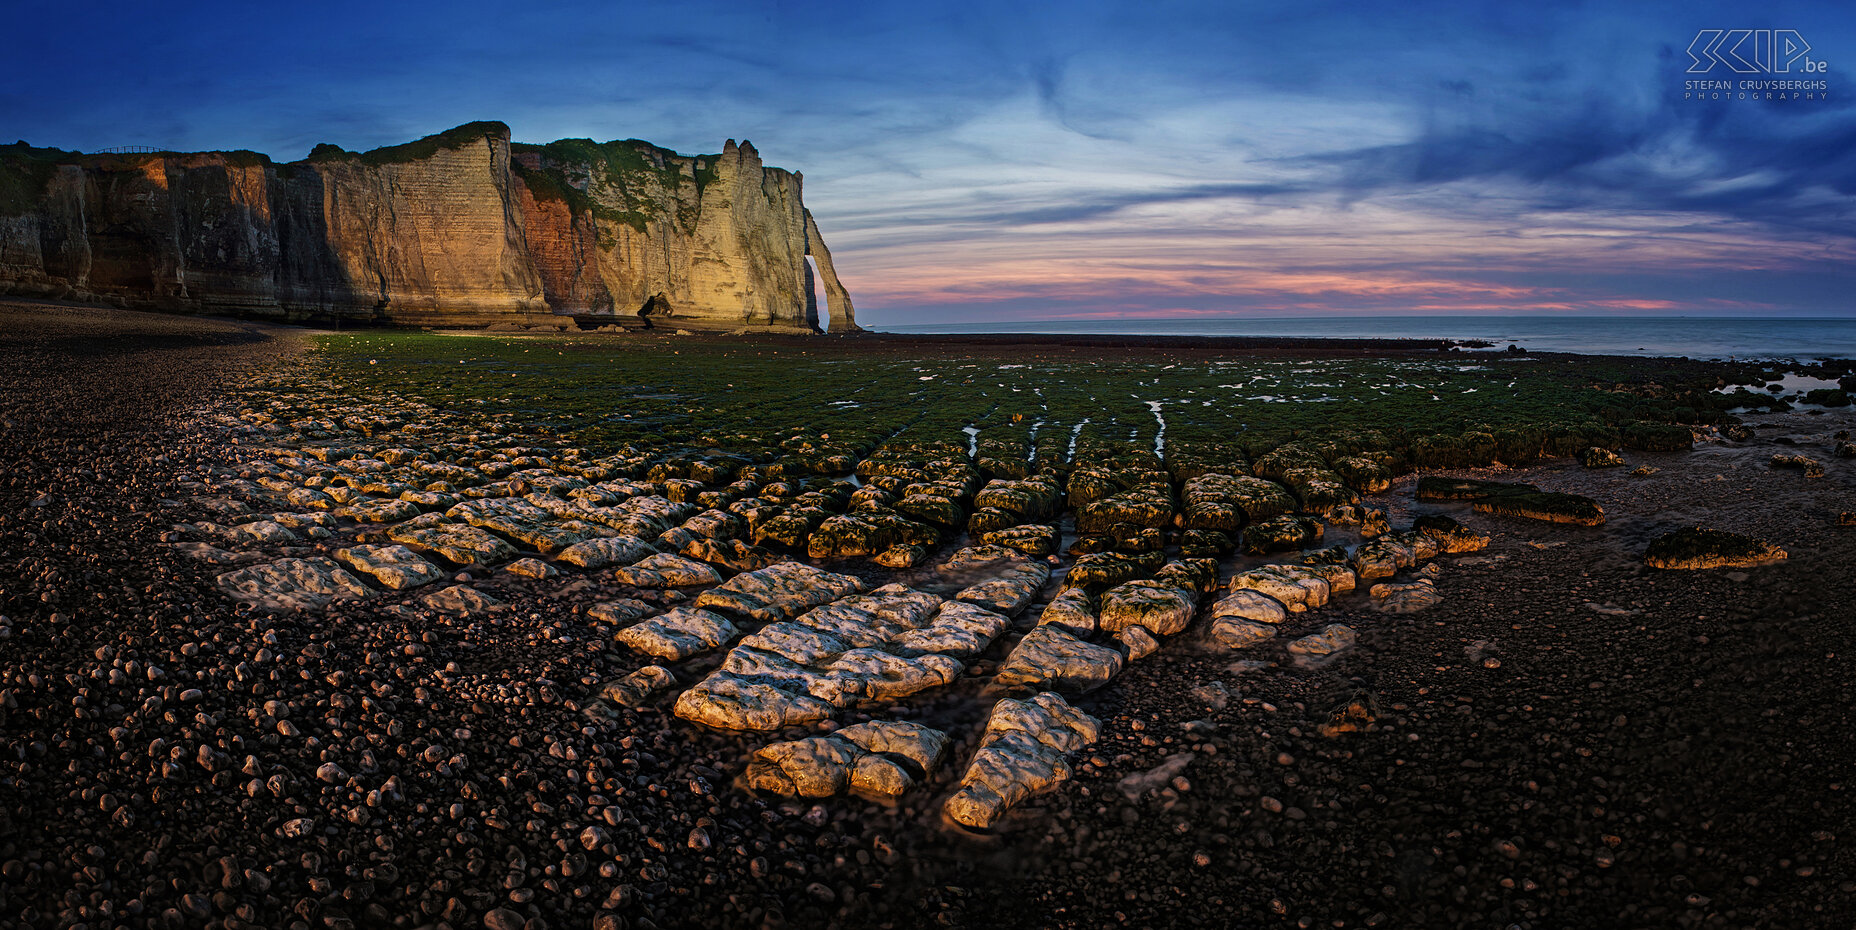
[296,330,1774,468]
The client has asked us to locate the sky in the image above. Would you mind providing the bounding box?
[8,0,1854,326]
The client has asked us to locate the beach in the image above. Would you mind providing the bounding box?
[2,302,1854,929]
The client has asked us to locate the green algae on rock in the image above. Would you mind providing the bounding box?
[1644,527,1787,570]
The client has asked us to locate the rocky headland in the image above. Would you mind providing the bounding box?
[0,124,857,332]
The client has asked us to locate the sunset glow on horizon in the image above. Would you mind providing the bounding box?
[9,0,1853,325]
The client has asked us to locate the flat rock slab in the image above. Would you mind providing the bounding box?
[1209,589,1288,626]
[673,673,836,731]
[1227,565,1331,612]
[1473,491,1606,526]
[342,498,421,524]
[1209,617,1277,649]
[587,599,654,625]
[954,561,1051,617]
[388,522,517,567]
[217,557,373,611]
[335,544,445,591]
[994,624,1125,692]
[945,692,1102,830]
[421,585,502,616]
[557,535,655,570]
[744,721,951,799]
[694,561,865,624]
[616,607,740,661]
[1287,624,1357,661]
[610,552,723,587]
[1370,579,1443,613]
[222,520,300,547]
[889,602,1010,660]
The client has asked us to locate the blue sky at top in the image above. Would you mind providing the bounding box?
[8,0,1853,323]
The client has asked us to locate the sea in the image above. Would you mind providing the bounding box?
[874,316,1856,361]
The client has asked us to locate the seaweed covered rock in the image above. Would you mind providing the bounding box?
[1415,476,1536,500]
[980,524,1059,557]
[1240,514,1324,556]
[1582,447,1626,468]
[973,476,1062,520]
[1097,580,1198,637]
[1412,514,1491,553]
[1180,473,1295,530]
[1075,486,1175,532]
[1770,454,1826,478]
[1645,527,1787,570]
[1473,491,1605,526]
[1062,550,1164,589]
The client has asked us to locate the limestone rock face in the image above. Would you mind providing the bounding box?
[0,123,857,331]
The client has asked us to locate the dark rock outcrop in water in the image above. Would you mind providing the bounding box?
[0,122,859,331]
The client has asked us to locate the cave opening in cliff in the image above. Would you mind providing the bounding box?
[637,293,673,328]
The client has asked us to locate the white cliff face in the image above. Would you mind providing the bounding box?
[0,123,858,332]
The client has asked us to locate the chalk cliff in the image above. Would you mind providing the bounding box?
[0,122,858,331]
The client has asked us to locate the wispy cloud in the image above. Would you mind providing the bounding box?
[5,0,1853,320]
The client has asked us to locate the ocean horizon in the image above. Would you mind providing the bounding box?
[871,315,1856,361]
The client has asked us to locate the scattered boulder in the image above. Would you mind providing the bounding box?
[1287,624,1357,662]
[420,585,502,616]
[1370,579,1443,613]
[1645,527,1788,570]
[600,666,675,707]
